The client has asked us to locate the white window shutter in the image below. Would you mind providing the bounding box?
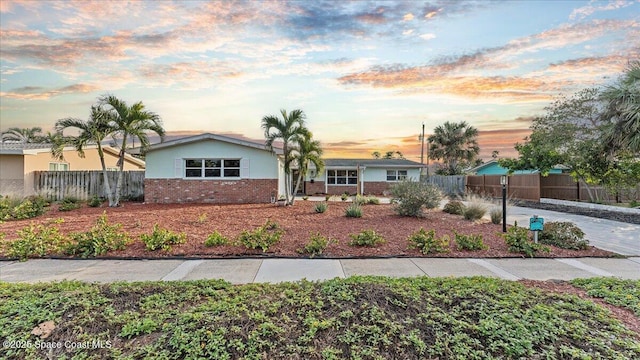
[240,158,250,178]
[174,159,183,178]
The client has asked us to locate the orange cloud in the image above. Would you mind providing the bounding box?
[0,83,98,100]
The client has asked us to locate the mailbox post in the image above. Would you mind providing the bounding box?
[529,215,544,243]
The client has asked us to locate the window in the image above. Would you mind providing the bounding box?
[184,158,240,178]
[49,163,69,171]
[327,169,358,185]
[386,169,408,181]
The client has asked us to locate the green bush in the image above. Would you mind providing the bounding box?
[390,180,443,217]
[539,221,589,250]
[345,203,362,218]
[298,232,336,258]
[443,200,465,215]
[65,212,131,257]
[349,229,385,247]
[502,222,549,257]
[88,195,103,207]
[408,228,449,254]
[205,231,229,247]
[5,219,68,261]
[237,220,282,252]
[489,207,502,224]
[314,202,328,213]
[58,196,81,211]
[1,195,48,220]
[141,224,186,251]
[454,232,487,251]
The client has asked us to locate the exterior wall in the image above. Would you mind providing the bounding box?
[145,140,279,179]
[0,155,25,196]
[303,167,421,196]
[144,178,277,204]
[305,180,325,195]
[362,167,421,181]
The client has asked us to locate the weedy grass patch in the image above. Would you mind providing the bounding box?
[0,277,638,359]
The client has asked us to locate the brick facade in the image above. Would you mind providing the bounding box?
[145,178,278,204]
[304,181,393,196]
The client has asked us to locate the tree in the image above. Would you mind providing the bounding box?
[372,150,404,159]
[289,129,324,205]
[98,95,165,207]
[1,127,43,143]
[262,109,308,205]
[55,106,117,205]
[602,60,640,153]
[499,88,612,202]
[427,121,479,175]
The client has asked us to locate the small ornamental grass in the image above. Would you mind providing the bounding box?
[298,232,336,258]
[454,232,487,251]
[463,200,488,221]
[539,221,589,250]
[236,220,282,252]
[489,207,502,224]
[407,228,449,254]
[314,202,328,213]
[141,224,186,251]
[390,180,443,217]
[349,229,385,247]
[4,219,68,261]
[65,212,131,257]
[204,231,229,247]
[502,222,549,257]
[345,203,363,218]
[443,200,465,215]
[88,195,102,208]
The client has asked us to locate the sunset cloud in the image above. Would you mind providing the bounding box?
[0,83,98,100]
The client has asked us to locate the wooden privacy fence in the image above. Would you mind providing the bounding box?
[466,173,640,202]
[34,171,145,201]
[423,175,466,195]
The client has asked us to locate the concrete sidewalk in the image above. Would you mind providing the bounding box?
[1,257,639,284]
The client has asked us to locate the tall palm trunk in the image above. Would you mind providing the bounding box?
[112,134,128,207]
[290,170,305,206]
[97,145,115,206]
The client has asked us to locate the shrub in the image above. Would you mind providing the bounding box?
[237,220,282,252]
[314,202,328,213]
[59,196,81,211]
[454,232,487,251]
[65,212,131,257]
[364,196,380,205]
[141,224,186,251]
[539,222,589,250]
[298,232,336,258]
[502,222,549,258]
[345,203,363,218]
[5,219,68,261]
[489,207,502,224]
[443,200,465,215]
[1,195,48,220]
[205,231,229,247]
[408,228,449,254]
[349,229,385,247]
[390,180,443,217]
[88,195,102,207]
[341,193,349,201]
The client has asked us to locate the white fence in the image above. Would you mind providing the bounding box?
[34,171,145,201]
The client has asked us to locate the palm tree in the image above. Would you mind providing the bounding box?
[602,61,640,153]
[55,106,117,205]
[99,95,165,207]
[289,129,324,205]
[262,109,307,205]
[1,127,43,143]
[428,121,479,175]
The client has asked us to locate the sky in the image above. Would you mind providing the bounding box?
[1,0,639,162]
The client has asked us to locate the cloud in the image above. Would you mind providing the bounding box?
[0,83,98,100]
[403,13,414,21]
[419,33,436,40]
[569,0,634,20]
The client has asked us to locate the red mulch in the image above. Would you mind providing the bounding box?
[0,201,615,259]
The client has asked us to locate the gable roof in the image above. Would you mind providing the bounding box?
[323,158,424,168]
[145,133,283,155]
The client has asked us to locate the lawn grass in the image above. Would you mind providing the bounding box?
[1,277,639,359]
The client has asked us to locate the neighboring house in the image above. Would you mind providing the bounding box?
[144,133,284,204]
[303,159,424,196]
[0,143,145,197]
[467,160,565,175]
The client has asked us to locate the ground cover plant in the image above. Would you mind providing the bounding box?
[571,278,640,316]
[1,277,638,359]
[3,219,68,261]
[65,212,131,258]
[407,228,449,254]
[141,224,186,251]
[502,222,550,257]
[0,195,48,221]
[0,202,614,259]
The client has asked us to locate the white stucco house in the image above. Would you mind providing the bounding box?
[302,159,424,196]
[144,133,285,204]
